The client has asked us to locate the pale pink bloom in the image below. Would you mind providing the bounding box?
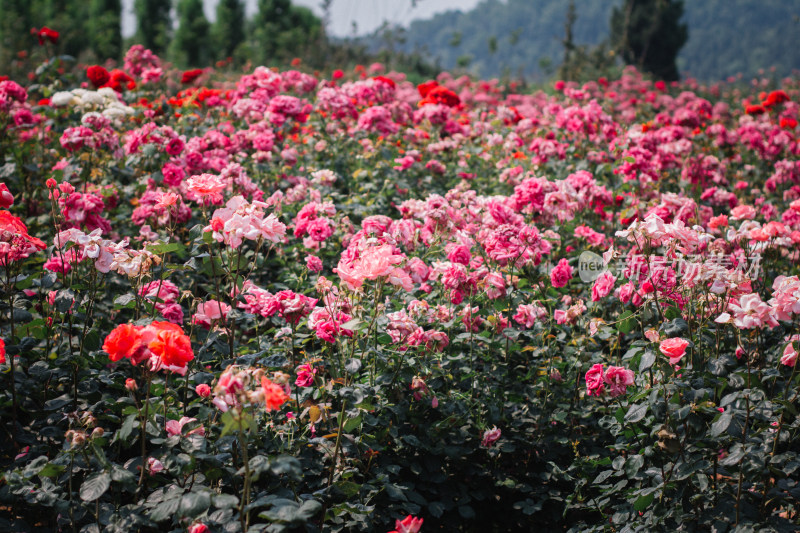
[644,329,661,342]
[730,205,756,220]
[147,457,165,475]
[192,300,231,329]
[728,293,778,329]
[781,340,798,367]
[205,195,286,248]
[165,416,204,437]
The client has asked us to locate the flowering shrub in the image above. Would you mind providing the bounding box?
[0,46,799,532]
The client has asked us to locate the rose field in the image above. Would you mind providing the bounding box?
[2,45,800,532]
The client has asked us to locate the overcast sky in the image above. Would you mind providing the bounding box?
[121,0,482,38]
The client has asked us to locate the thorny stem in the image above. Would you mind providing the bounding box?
[136,372,153,494]
[237,410,252,532]
[326,400,347,488]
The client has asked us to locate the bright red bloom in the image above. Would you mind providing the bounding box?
[181,69,204,84]
[417,80,439,99]
[762,90,790,108]
[779,117,797,129]
[103,324,143,362]
[373,75,395,88]
[261,376,290,411]
[745,104,766,115]
[105,69,135,92]
[332,69,344,80]
[86,65,110,88]
[0,337,5,365]
[422,86,460,107]
[31,27,59,45]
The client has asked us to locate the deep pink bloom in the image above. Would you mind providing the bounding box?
[550,258,573,288]
[604,366,635,397]
[390,515,423,533]
[585,364,605,396]
[481,426,501,447]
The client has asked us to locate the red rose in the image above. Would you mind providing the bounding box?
[86,65,110,89]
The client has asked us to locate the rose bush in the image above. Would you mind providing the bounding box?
[0,44,799,532]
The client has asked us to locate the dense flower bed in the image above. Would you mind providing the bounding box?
[1,48,800,532]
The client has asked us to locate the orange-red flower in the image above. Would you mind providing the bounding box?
[102,324,143,362]
[148,322,194,368]
[261,376,290,411]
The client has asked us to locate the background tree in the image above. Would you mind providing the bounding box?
[42,0,89,59]
[172,0,210,67]
[134,0,172,55]
[0,0,34,67]
[212,0,245,62]
[251,0,321,65]
[610,0,688,80]
[88,0,122,61]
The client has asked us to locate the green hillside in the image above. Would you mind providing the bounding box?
[387,0,800,81]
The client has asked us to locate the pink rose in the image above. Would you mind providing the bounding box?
[781,342,797,367]
[585,363,605,396]
[604,366,635,397]
[192,300,231,329]
[659,337,689,365]
[591,271,616,302]
[295,363,316,387]
[550,258,573,288]
[484,272,505,299]
[195,383,211,397]
[305,254,323,272]
[481,426,501,447]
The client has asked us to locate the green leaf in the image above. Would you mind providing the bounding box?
[80,472,111,501]
[625,455,644,478]
[624,403,648,423]
[428,501,446,518]
[617,311,635,334]
[639,351,656,372]
[343,414,362,433]
[38,463,66,478]
[710,412,732,437]
[593,470,614,484]
[117,414,138,444]
[633,492,654,511]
